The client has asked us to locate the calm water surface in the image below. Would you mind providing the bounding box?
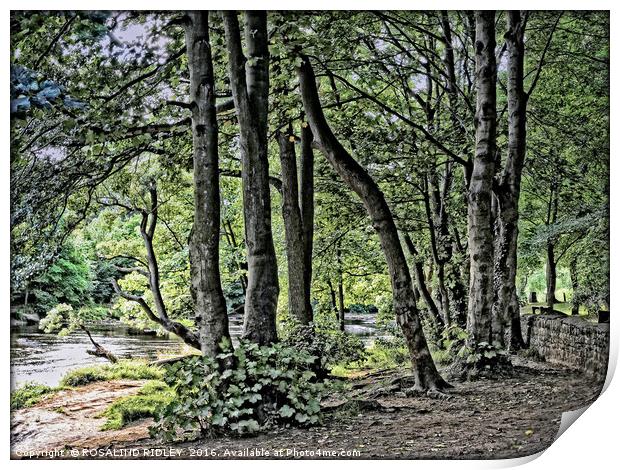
[11,312,382,388]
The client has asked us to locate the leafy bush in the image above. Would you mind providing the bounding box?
[280,321,367,376]
[151,341,324,441]
[11,383,56,410]
[60,361,163,387]
[438,324,469,360]
[100,380,173,430]
[456,342,511,371]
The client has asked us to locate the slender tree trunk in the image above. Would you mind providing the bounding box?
[278,127,312,324]
[546,243,557,309]
[185,12,231,356]
[570,256,580,316]
[403,233,444,328]
[336,245,345,331]
[300,122,315,322]
[493,11,527,350]
[327,278,338,314]
[423,173,451,325]
[298,55,449,391]
[223,12,278,345]
[467,11,497,347]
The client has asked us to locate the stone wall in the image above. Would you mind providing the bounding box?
[521,314,610,379]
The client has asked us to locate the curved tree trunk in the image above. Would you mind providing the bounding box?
[185,11,231,356]
[467,11,497,347]
[298,55,449,391]
[111,184,202,351]
[223,11,279,345]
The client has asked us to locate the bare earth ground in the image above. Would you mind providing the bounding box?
[11,356,605,460]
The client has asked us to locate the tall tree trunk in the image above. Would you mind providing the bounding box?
[223,11,278,345]
[546,242,557,309]
[300,122,315,322]
[185,12,231,356]
[493,11,527,350]
[298,55,449,391]
[278,126,312,324]
[423,173,451,325]
[467,11,497,347]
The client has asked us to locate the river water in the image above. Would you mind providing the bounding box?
[10,313,382,388]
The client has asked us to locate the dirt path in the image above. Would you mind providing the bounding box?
[11,380,151,456]
[11,357,605,460]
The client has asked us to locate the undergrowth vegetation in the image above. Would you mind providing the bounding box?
[151,340,324,440]
[10,383,57,410]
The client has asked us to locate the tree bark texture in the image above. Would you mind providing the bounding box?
[300,122,315,322]
[467,11,497,347]
[223,11,279,345]
[493,11,527,350]
[185,11,231,356]
[278,127,312,324]
[298,55,449,391]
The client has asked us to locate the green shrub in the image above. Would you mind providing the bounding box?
[280,321,367,376]
[151,340,324,441]
[60,361,163,387]
[455,341,511,371]
[11,383,56,410]
[437,324,469,361]
[100,380,173,430]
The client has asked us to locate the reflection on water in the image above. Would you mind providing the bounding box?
[11,312,383,388]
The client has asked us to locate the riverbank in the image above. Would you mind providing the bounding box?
[11,355,605,460]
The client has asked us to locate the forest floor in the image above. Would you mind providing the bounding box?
[11,356,604,460]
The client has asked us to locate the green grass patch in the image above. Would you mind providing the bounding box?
[60,361,163,387]
[99,380,173,430]
[11,383,57,410]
